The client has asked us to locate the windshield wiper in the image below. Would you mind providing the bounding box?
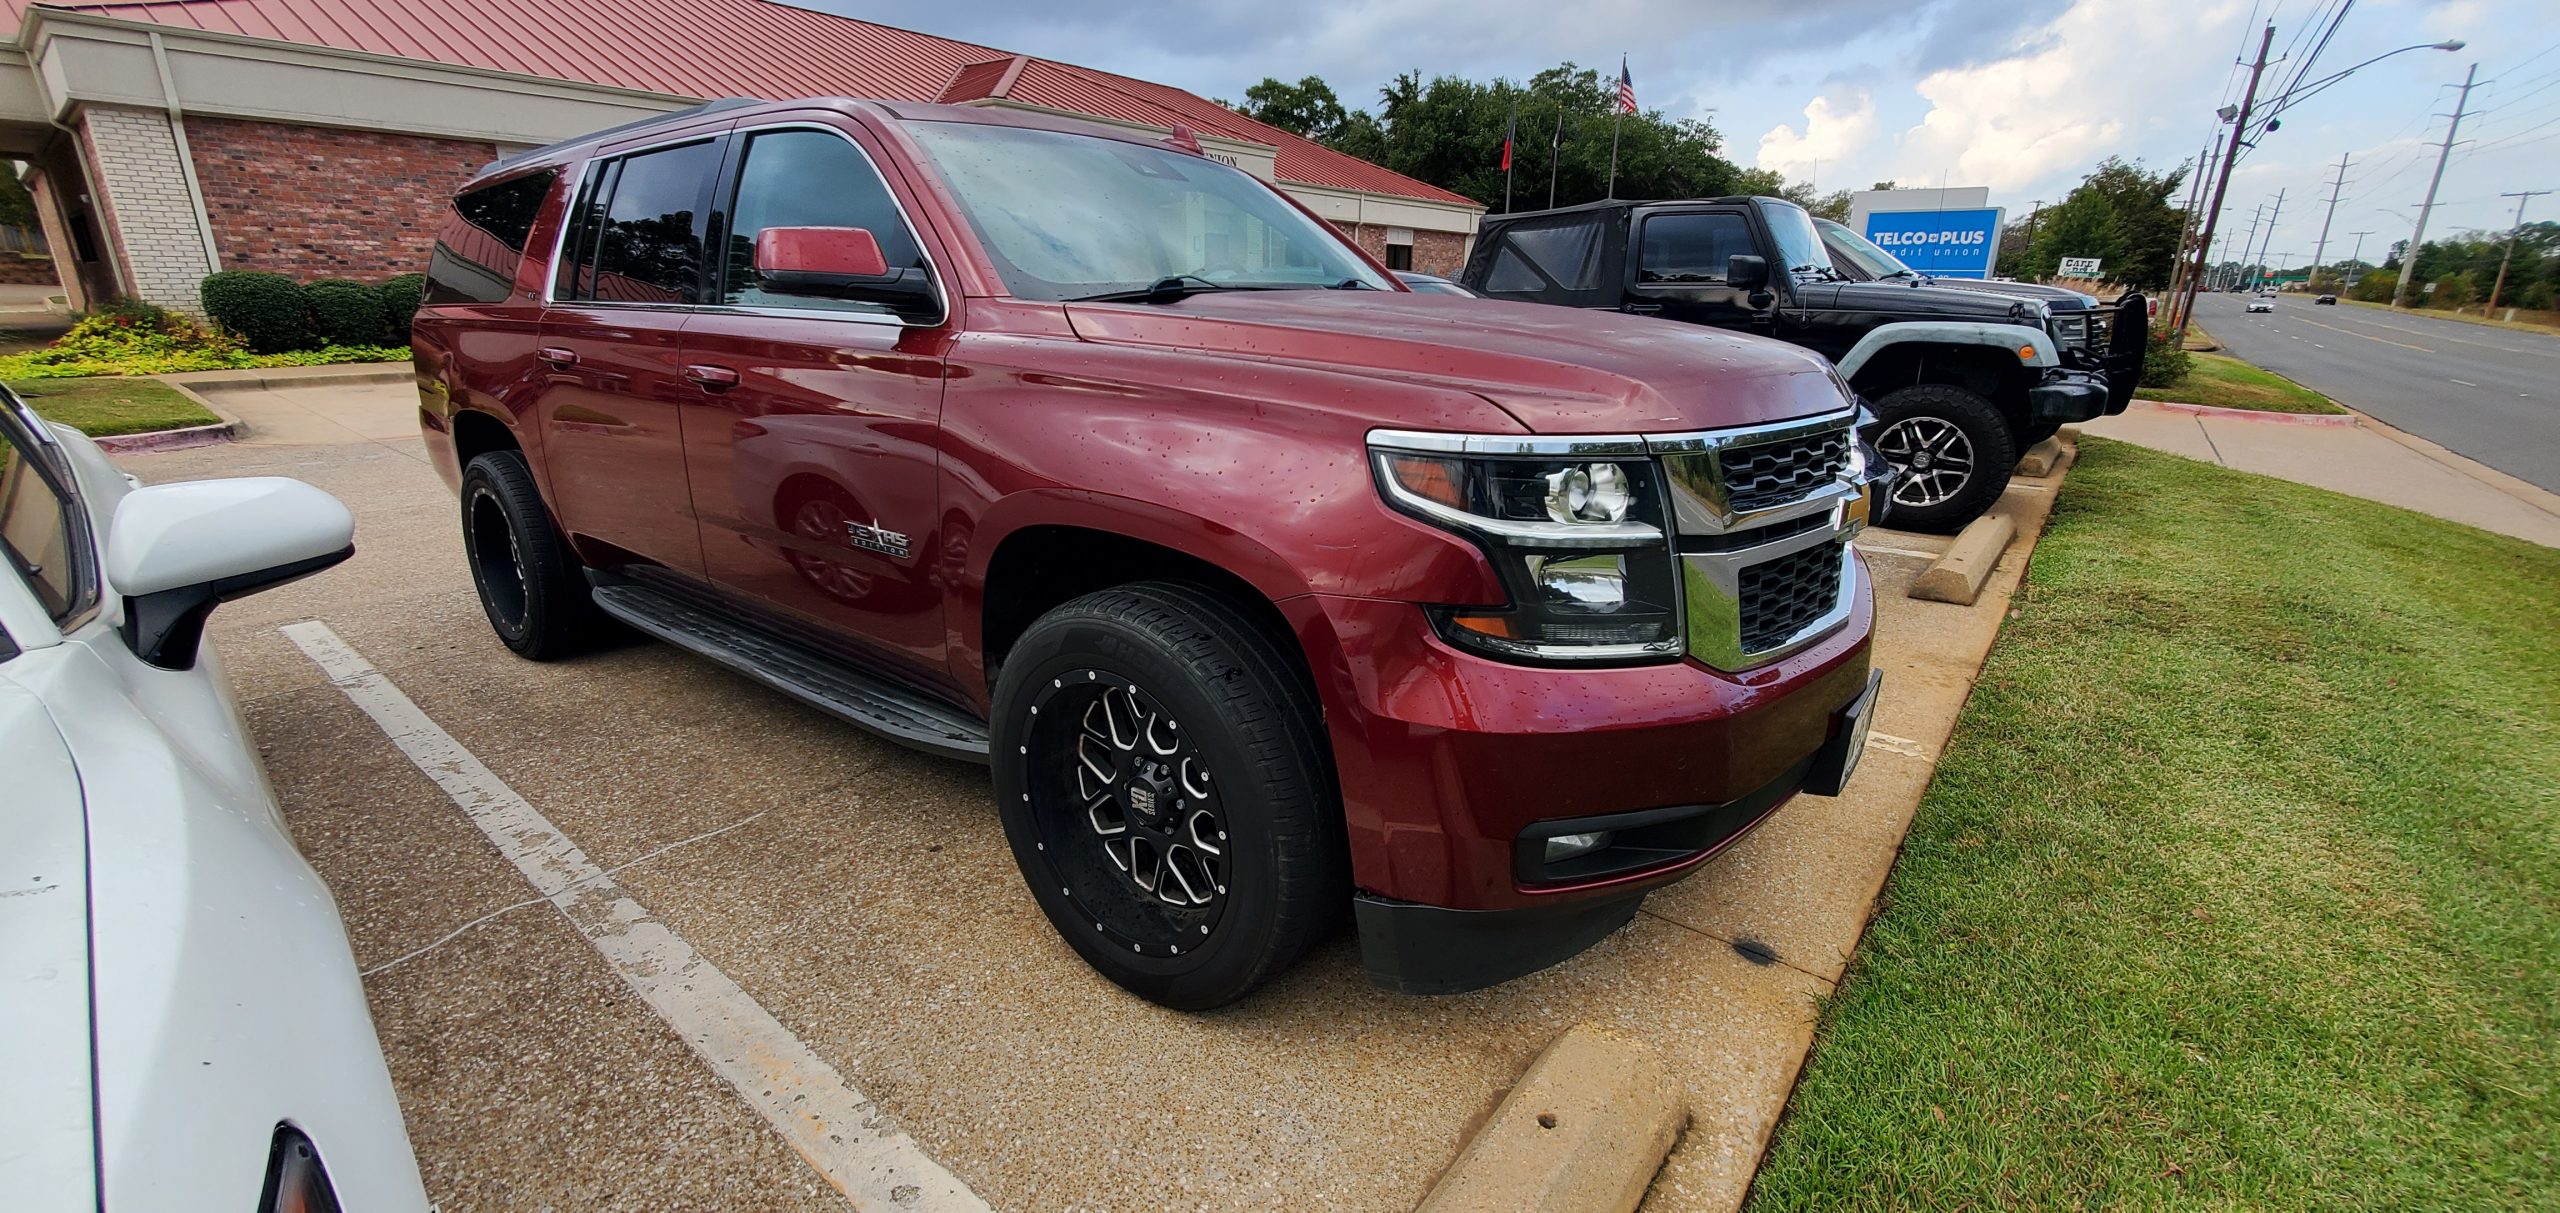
[1068,274,1231,304]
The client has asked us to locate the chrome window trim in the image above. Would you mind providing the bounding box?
[536,154,592,307]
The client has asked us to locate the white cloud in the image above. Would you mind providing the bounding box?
[1883,0,2247,193]
[1755,91,1879,181]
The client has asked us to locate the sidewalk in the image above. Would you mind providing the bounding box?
[2082,400,2560,547]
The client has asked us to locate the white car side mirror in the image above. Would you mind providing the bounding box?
[106,477,354,670]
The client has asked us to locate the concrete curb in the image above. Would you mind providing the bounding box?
[2014,436,2073,478]
[1909,512,2015,606]
[159,361,412,392]
[2136,397,2357,426]
[89,382,245,454]
[1415,1023,1686,1213]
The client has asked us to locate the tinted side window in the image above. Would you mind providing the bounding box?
[1639,213,1755,284]
[0,418,84,621]
[424,170,555,305]
[581,141,721,305]
[1508,222,1602,290]
[719,129,922,314]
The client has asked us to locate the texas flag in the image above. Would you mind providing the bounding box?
[1616,59,1637,114]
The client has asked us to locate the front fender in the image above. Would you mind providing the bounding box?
[1835,321,2057,380]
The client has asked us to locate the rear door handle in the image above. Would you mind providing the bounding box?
[685,363,741,390]
[537,346,579,366]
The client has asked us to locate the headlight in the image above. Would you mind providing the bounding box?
[1371,445,1681,664]
[2051,314,2089,345]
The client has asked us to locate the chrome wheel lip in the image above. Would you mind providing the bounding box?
[1876,416,1977,508]
[1024,668,1228,958]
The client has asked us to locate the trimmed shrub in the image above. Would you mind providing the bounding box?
[2139,328,2191,389]
[201,270,309,353]
[376,273,426,343]
[306,278,387,348]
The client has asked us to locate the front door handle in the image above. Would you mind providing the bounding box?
[537,346,579,366]
[1622,302,1663,315]
[685,363,741,391]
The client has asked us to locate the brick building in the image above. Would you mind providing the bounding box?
[0,0,1483,314]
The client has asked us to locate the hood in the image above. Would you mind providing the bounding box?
[1918,277,2099,311]
[1800,279,2054,323]
[0,678,97,1208]
[1064,292,1848,433]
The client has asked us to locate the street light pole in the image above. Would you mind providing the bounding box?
[2394,62,2478,308]
[2310,153,2350,289]
[2174,22,2276,337]
[2487,190,2553,313]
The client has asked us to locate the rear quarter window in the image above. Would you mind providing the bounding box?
[425,169,557,306]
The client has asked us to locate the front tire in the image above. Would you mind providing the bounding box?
[460,450,609,660]
[990,582,1345,1010]
[1870,384,2016,534]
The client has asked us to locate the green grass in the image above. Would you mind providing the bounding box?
[1748,439,2557,1210]
[2141,351,2347,414]
[8,376,220,437]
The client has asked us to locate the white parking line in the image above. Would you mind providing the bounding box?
[2451,379,2477,387]
[1866,732,1936,761]
[1854,541,1945,561]
[281,621,989,1213]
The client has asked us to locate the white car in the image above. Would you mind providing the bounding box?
[1,389,429,1212]
[2247,298,2275,313]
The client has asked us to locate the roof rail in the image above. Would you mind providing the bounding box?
[473,96,766,178]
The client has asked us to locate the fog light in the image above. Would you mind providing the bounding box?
[1543,831,1615,863]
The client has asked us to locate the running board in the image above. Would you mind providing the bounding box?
[588,581,991,764]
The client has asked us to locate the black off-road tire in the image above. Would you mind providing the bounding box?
[1870,383,2017,534]
[459,450,609,660]
[991,581,1345,1010]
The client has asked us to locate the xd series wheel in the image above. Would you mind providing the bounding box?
[1870,383,2017,534]
[459,450,610,660]
[990,582,1345,1010]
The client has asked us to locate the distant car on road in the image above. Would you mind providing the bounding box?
[1392,270,1474,296]
[1,388,430,1212]
[2248,298,2275,313]
[2316,294,2338,305]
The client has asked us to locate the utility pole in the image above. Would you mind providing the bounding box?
[2175,22,2276,336]
[2310,153,2350,289]
[2236,203,2264,290]
[2347,230,2373,270]
[2487,190,2553,312]
[2166,127,2224,308]
[2252,188,2286,290]
[2395,62,2478,308]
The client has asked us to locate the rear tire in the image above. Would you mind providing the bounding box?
[460,450,609,660]
[1870,384,2015,534]
[990,582,1344,1010]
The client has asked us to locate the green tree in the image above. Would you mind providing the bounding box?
[0,162,38,231]
[2021,156,2189,287]
[1247,64,1738,211]
[1221,76,1355,143]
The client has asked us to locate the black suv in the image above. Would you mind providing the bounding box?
[1464,197,2147,531]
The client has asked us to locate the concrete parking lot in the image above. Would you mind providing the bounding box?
[120,379,2058,1211]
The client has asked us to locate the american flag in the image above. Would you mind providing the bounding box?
[1616,59,1636,114]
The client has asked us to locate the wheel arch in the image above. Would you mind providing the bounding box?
[1844,337,2038,426]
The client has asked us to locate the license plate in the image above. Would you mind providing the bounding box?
[1806,671,1883,796]
[1836,677,1878,786]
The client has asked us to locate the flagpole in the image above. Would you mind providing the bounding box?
[1548,108,1562,209]
[1607,54,1626,199]
[1503,95,1517,214]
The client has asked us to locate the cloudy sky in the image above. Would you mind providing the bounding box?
[814,0,2557,268]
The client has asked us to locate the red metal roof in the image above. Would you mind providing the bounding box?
[23,0,1478,208]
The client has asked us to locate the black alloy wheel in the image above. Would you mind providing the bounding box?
[991,582,1345,1010]
[1867,383,2015,534]
[459,450,610,660]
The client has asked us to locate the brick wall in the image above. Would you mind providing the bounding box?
[186,117,495,278]
[1329,221,1473,276]
[79,105,214,312]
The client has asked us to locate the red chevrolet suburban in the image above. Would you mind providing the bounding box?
[412,97,1885,1009]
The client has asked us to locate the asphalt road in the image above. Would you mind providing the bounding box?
[2190,292,2560,493]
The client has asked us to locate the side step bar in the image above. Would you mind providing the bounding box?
[588,581,991,764]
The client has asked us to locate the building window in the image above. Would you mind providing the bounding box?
[1385,242,1414,271]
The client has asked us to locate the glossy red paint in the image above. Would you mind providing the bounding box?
[414,98,1875,917]
[754,226,889,279]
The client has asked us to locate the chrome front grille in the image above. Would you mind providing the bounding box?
[1738,540,1848,653]
[1721,431,1853,513]
[1654,408,1872,671]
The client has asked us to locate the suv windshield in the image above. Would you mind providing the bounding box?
[904,121,1391,301]
[1816,219,1916,280]
[1760,200,1833,279]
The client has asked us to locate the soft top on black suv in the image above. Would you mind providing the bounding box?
[1463,197,2147,531]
